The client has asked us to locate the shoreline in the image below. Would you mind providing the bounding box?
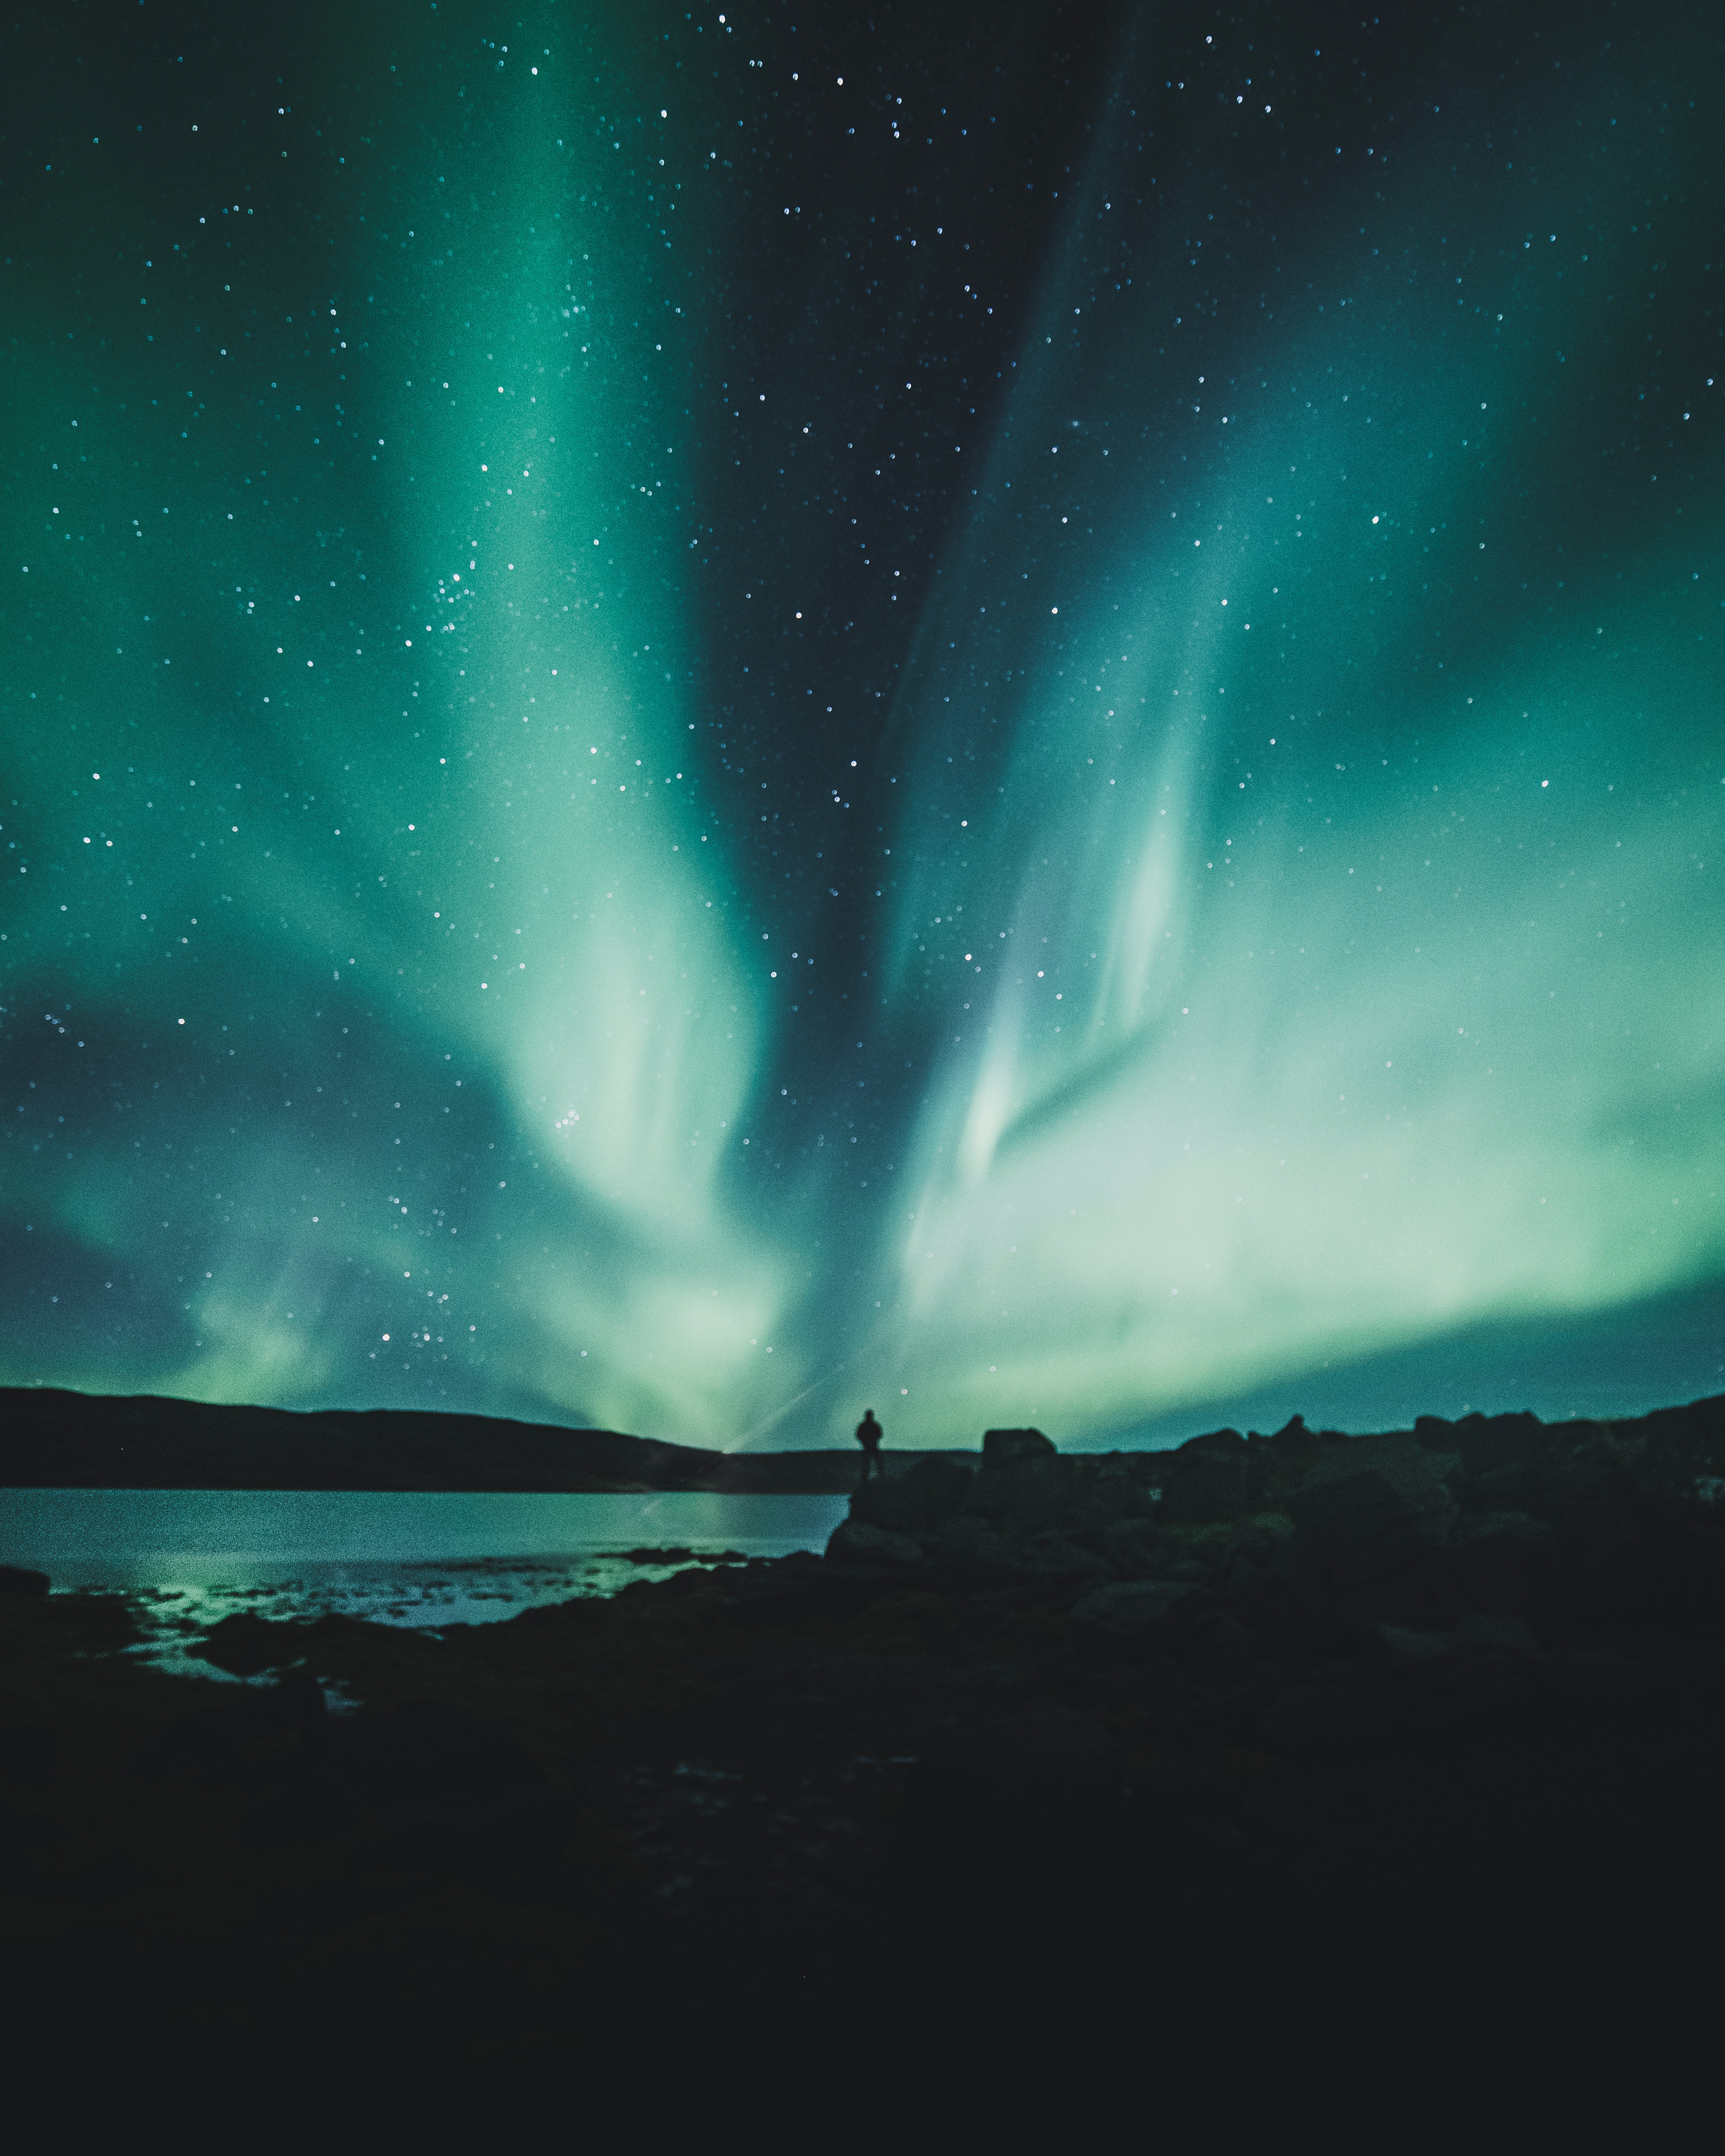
[4,1391,1723,2096]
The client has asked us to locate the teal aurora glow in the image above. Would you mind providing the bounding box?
[3,3,1721,1447]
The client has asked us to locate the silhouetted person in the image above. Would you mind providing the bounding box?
[855,1408,886,1481]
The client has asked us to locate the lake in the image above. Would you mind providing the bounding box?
[1,1488,852,1676]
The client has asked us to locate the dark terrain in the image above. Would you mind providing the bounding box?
[0,1384,955,1491]
[4,1394,1723,2110]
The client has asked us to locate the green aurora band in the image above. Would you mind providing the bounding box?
[3,3,1722,1445]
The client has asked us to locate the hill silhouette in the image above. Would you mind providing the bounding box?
[0,1386,964,1492]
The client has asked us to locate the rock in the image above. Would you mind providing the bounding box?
[849,1452,975,1535]
[1069,1579,1200,1642]
[1614,1395,1725,1513]
[191,1612,307,1677]
[1014,1530,1112,1585]
[1445,1409,1546,1478]
[0,1564,50,1596]
[1229,1513,1299,1564]
[1444,1509,1559,1617]
[147,1668,329,1775]
[1099,1517,1176,1575]
[963,1455,1073,1529]
[1538,1432,1641,1537]
[1284,1437,1457,1585]
[916,1514,1024,1582]
[1156,1428,1255,1523]
[981,1427,1056,1470]
[1079,1473,1157,1525]
[825,1518,925,1567]
[1250,1415,1347,1501]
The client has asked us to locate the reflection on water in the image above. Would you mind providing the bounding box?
[1,1489,851,1679]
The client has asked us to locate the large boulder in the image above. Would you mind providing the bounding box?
[191,1611,307,1678]
[0,1564,50,1596]
[1433,1409,1545,1480]
[848,1451,976,1535]
[1283,1436,1458,1586]
[1155,1428,1256,1523]
[825,1518,925,1567]
[963,1455,1074,1529]
[981,1427,1056,1471]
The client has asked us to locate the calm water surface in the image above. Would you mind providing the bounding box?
[2,1489,852,1678]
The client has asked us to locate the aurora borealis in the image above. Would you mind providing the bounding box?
[3,1,1722,1448]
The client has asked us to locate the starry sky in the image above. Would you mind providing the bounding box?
[3,0,1722,1450]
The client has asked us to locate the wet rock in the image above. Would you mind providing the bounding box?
[191,1612,308,1678]
[146,1668,329,1778]
[825,1518,925,1567]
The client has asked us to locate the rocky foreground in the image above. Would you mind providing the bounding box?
[4,1397,1725,2105]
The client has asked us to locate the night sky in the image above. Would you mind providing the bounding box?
[4,0,1722,1449]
